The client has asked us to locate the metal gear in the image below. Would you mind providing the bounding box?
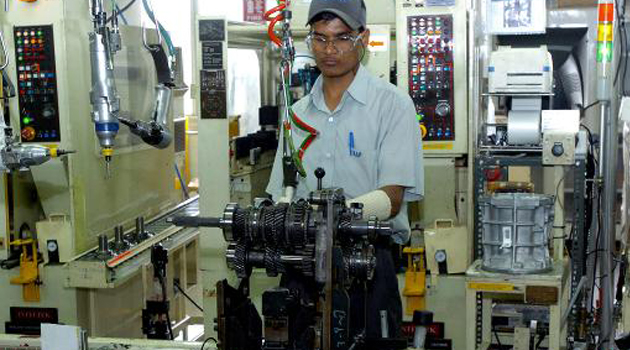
[287,200,309,247]
[227,243,248,278]
[271,204,288,247]
[264,247,278,277]
[300,244,315,276]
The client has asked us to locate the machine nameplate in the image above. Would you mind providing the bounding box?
[200,70,227,119]
[202,41,224,70]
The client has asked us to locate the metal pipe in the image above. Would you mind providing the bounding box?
[562,276,587,326]
[599,101,617,349]
[553,166,565,262]
[594,1,617,346]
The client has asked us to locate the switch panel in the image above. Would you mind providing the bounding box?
[407,15,455,142]
[14,25,61,143]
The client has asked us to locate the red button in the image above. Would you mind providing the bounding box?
[21,127,36,141]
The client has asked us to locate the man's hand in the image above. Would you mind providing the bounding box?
[347,186,405,221]
[380,185,404,218]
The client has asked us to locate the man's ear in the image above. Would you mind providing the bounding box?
[361,28,371,47]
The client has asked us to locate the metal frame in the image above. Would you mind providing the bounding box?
[472,152,587,347]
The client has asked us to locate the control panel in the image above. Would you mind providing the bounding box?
[397,0,467,155]
[408,15,454,142]
[13,25,61,143]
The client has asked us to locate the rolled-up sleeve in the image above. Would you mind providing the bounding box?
[376,91,424,202]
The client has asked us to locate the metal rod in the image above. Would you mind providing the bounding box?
[599,101,617,349]
[98,234,110,253]
[562,276,587,326]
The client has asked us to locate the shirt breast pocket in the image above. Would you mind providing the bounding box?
[337,149,378,199]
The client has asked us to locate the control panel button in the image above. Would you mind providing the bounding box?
[435,102,451,117]
[21,127,36,141]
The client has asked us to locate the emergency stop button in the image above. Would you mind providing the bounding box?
[420,124,427,138]
[21,127,36,141]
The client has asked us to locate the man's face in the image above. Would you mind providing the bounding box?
[310,18,370,78]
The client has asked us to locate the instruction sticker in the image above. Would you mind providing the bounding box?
[468,282,515,292]
[368,33,389,52]
[423,142,454,150]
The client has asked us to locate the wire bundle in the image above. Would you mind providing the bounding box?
[265,0,318,177]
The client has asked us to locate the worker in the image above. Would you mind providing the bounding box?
[266,0,424,346]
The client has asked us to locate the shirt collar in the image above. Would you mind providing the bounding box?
[346,65,368,105]
[310,64,369,113]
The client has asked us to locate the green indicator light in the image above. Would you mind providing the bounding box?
[596,42,613,62]
[38,31,42,36]
[417,114,424,121]
[23,117,31,125]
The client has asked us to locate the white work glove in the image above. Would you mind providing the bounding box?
[347,190,393,221]
[276,186,295,204]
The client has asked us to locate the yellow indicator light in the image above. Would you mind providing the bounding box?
[597,23,614,42]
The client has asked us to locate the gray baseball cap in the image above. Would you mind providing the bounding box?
[307,0,367,31]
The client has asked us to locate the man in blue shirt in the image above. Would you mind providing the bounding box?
[266,0,424,344]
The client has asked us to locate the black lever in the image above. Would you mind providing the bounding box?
[315,167,326,190]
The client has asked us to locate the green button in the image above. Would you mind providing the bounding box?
[23,117,31,125]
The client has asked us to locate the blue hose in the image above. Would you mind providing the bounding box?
[114,3,129,25]
[141,0,176,58]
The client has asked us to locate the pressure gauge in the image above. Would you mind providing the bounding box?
[435,250,447,263]
[46,239,60,264]
[47,240,58,252]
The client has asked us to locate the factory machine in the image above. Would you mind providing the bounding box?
[464,2,625,349]
[0,0,201,340]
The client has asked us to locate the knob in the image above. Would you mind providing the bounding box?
[552,143,565,157]
[42,105,56,119]
[315,168,326,190]
[420,124,428,139]
[435,102,451,117]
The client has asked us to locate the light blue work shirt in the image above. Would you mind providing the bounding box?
[266,65,424,244]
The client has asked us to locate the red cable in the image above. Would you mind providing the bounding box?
[291,111,317,135]
[299,135,316,160]
[264,4,285,21]
[268,15,284,47]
